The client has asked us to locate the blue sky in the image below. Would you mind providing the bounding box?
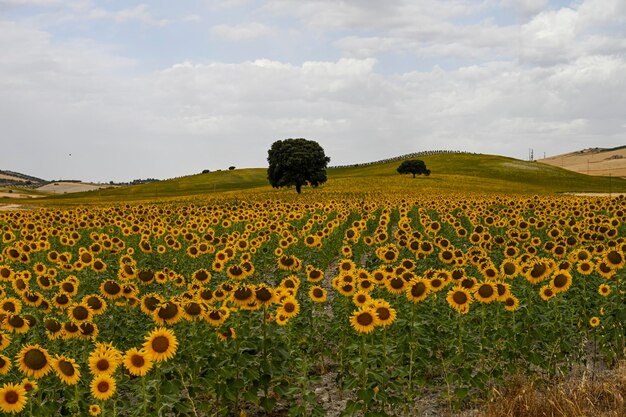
[1,0,625,182]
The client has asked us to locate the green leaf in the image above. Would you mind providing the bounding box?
[358,388,374,404]
[260,396,277,412]
[341,400,361,416]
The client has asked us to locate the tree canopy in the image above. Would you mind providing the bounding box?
[267,138,331,193]
[397,159,431,178]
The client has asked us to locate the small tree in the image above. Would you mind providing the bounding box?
[267,138,330,193]
[397,159,431,178]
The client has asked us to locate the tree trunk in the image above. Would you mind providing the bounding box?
[296,183,302,194]
[412,173,416,178]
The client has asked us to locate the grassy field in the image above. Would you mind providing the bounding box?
[3,153,624,206]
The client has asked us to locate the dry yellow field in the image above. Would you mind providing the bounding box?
[540,147,626,178]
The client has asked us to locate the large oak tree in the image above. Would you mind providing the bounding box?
[267,138,330,194]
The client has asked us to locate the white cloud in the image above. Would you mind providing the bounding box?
[2,0,626,181]
[211,22,275,41]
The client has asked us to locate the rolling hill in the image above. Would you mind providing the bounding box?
[539,146,626,178]
[3,152,622,206]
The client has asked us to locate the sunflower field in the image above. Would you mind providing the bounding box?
[0,189,624,416]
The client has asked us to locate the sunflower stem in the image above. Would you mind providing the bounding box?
[407,302,416,408]
[360,334,368,413]
[156,364,162,417]
[178,370,200,417]
[142,375,148,417]
[261,305,269,403]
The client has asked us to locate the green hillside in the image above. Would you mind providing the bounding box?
[4,153,625,205]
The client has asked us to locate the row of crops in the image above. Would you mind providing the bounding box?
[0,191,624,416]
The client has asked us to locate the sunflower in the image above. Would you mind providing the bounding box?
[22,291,43,307]
[0,331,10,351]
[373,300,397,327]
[495,282,511,301]
[596,261,616,279]
[3,314,30,334]
[277,297,300,319]
[217,327,236,342]
[377,246,399,263]
[309,286,327,303]
[63,322,81,339]
[338,259,356,273]
[79,322,99,341]
[603,249,625,269]
[19,378,37,393]
[51,355,81,385]
[350,308,378,334]
[446,287,472,314]
[191,269,212,285]
[523,259,553,284]
[460,276,478,292]
[357,278,374,293]
[0,298,21,314]
[88,349,120,376]
[550,270,572,294]
[85,295,107,315]
[0,382,27,414]
[36,274,54,290]
[406,278,431,303]
[204,307,229,326]
[275,314,290,326]
[539,285,555,301]
[152,301,183,325]
[140,293,164,316]
[67,303,93,324]
[280,275,301,290]
[59,278,78,296]
[576,260,594,275]
[306,267,324,283]
[336,282,356,297]
[589,316,600,328]
[0,354,11,375]
[352,291,371,307]
[181,301,205,321]
[474,282,498,304]
[231,285,255,307]
[123,348,153,377]
[100,280,123,299]
[254,284,275,306]
[277,255,301,271]
[90,374,117,401]
[480,266,499,281]
[89,404,102,416]
[428,275,447,293]
[143,327,178,362]
[598,283,611,297]
[91,259,107,273]
[502,295,519,311]
[16,344,52,379]
[43,318,63,340]
[385,277,407,294]
[499,259,519,279]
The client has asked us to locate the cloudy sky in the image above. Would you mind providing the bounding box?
[1,0,625,182]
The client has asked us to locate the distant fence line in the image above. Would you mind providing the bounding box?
[329,150,475,169]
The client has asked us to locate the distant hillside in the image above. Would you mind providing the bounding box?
[540,146,626,178]
[0,170,47,187]
[16,152,625,205]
